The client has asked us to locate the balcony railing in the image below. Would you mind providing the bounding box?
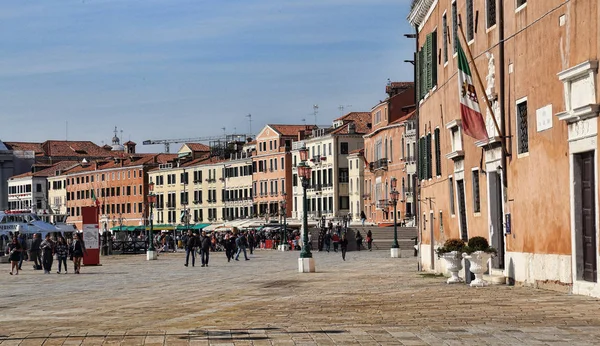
[166,202,175,209]
[370,158,389,171]
[376,199,389,209]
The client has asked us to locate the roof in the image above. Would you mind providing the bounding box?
[184,143,211,152]
[269,124,317,137]
[349,148,364,155]
[390,110,416,125]
[57,153,178,175]
[10,161,79,180]
[245,140,257,146]
[123,141,136,145]
[386,82,414,95]
[4,142,44,154]
[330,112,371,135]
[4,140,117,158]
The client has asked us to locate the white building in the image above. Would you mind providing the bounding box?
[291,112,371,222]
[347,149,365,222]
[223,152,254,220]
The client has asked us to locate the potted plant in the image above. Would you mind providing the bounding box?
[462,236,497,287]
[436,238,466,284]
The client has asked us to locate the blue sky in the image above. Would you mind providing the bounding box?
[0,0,415,152]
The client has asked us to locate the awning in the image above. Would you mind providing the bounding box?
[192,223,210,230]
[152,224,175,231]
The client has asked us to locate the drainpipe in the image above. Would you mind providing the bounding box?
[414,24,422,272]
[499,2,508,198]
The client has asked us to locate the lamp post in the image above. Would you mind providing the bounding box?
[279,197,287,251]
[297,147,315,272]
[390,177,400,258]
[146,181,157,260]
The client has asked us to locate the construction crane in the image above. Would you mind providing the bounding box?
[143,134,249,153]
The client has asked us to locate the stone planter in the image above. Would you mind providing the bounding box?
[462,251,493,287]
[440,251,463,284]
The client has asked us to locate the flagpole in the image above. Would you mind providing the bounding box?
[457,16,503,140]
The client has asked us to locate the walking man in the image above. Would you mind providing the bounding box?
[200,231,211,267]
[340,234,348,261]
[30,233,42,270]
[235,231,250,261]
[184,230,197,267]
[40,234,55,274]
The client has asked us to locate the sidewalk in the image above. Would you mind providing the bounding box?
[1,250,599,345]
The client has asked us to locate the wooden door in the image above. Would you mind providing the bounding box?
[457,179,468,241]
[579,151,597,282]
[489,172,505,269]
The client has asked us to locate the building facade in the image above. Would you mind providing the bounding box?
[409,0,600,296]
[224,152,254,220]
[291,113,371,222]
[362,82,416,225]
[348,149,365,222]
[252,124,308,219]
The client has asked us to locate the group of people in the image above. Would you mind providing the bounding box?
[5,232,88,275]
[181,228,254,267]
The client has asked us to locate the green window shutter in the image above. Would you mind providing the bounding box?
[416,48,422,100]
[426,133,432,179]
[418,137,424,180]
[426,33,432,91]
[434,128,441,176]
[420,49,426,99]
[430,30,438,88]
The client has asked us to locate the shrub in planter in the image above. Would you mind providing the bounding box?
[463,236,497,255]
[435,238,466,258]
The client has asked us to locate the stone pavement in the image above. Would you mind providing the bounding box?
[1,249,600,345]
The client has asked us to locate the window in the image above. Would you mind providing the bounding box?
[281,157,284,168]
[328,143,332,155]
[516,0,527,8]
[426,133,432,179]
[340,142,349,155]
[269,141,273,150]
[281,179,285,194]
[36,184,42,193]
[434,128,441,176]
[472,169,480,213]
[418,30,438,99]
[466,0,474,42]
[443,13,448,63]
[374,110,382,124]
[389,139,393,162]
[339,168,349,183]
[452,1,458,53]
[274,158,278,171]
[517,98,529,155]
[339,196,350,210]
[449,177,455,215]
[486,0,497,28]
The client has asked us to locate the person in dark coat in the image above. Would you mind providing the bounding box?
[248,231,256,255]
[8,237,22,275]
[366,230,373,251]
[40,234,55,274]
[184,230,197,267]
[355,231,363,251]
[235,232,249,261]
[340,234,348,261]
[30,233,42,270]
[225,232,236,262]
[200,231,211,266]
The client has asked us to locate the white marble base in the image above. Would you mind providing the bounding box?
[278,245,288,252]
[298,258,315,273]
[390,248,400,258]
[147,250,158,261]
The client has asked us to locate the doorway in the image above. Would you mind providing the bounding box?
[456,179,468,241]
[489,172,505,269]
[575,151,597,282]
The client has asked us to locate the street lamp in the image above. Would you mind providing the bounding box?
[298,147,315,272]
[279,197,287,251]
[146,181,157,260]
[390,177,400,258]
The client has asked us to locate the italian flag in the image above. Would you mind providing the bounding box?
[458,42,489,141]
[91,189,100,207]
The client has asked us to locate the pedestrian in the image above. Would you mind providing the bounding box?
[366,230,373,251]
[248,231,255,255]
[355,231,363,251]
[340,234,348,261]
[200,231,211,267]
[40,234,55,274]
[71,232,87,274]
[360,211,367,227]
[30,233,42,270]
[323,231,331,253]
[184,230,197,267]
[7,236,22,275]
[225,232,236,262]
[18,233,27,270]
[332,232,339,252]
[55,236,69,274]
[235,232,250,261]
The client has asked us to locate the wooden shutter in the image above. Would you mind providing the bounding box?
[426,133,432,179]
[434,128,441,176]
[430,30,438,88]
[418,137,425,180]
[419,49,426,99]
[426,33,433,91]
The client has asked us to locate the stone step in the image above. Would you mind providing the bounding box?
[483,274,506,285]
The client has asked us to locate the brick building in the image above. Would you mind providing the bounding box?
[409,0,600,296]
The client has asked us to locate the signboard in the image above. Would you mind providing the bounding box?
[536,104,553,132]
[83,224,99,249]
[505,213,511,235]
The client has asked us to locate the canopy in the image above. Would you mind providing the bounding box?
[192,223,210,230]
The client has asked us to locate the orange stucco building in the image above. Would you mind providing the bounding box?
[409,0,600,296]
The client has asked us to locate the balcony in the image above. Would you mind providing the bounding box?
[205,178,217,183]
[193,200,201,205]
[362,193,371,199]
[156,204,164,210]
[370,158,389,172]
[402,156,415,163]
[166,202,175,209]
[376,199,389,209]
[310,155,327,164]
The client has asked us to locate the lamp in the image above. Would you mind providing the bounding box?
[298,147,314,271]
[146,181,157,259]
[390,177,400,256]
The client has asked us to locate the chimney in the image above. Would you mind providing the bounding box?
[298,130,305,141]
[125,141,136,154]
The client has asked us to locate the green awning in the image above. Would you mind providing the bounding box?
[152,224,175,231]
[192,223,211,230]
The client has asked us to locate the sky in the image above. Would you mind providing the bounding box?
[0,0,416,152]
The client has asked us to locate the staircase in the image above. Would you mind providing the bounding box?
[309,226,417,255]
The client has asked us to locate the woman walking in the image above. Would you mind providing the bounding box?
[340,234,348,261]
[7,236,22,275]
[55,236,69,274]
[366,230,373,251]
[355,231,363,251]
[71,232,87,274]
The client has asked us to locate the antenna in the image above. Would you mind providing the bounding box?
[221,127,226,137]
[120,129,123,143]
[246,114,252,136]
[338,104,353,116]
[313,104,319,125]
[66,121,68,141]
